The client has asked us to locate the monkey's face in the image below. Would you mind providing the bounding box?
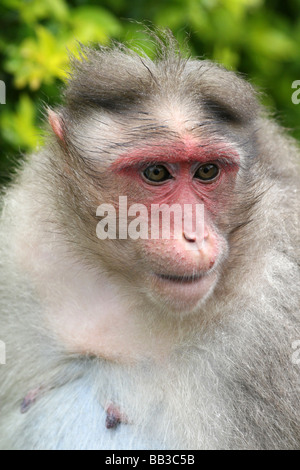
[94,138,240,313]
[47,49,260,316]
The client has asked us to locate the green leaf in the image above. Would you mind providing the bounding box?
[5,26,69,90]
[248,25,297,60]
[2,0,69,23]
[70,6,122,43]
[0,95,43,150]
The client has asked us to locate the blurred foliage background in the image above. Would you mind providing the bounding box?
[0,0,300,183]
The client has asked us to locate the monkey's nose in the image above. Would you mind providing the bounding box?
[183,231,197,243]
[182,228,209,254]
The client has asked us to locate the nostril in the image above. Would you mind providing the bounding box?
[183,232,197,243]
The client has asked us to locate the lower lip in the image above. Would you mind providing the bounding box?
[150,271,217,310]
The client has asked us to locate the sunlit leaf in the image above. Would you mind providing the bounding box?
[0,95,43,150]
[2,0,69,23]
[70,6,122,43]
[5,26,69,90]
[248,26,297,60]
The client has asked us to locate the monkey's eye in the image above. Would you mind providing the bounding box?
[194,164,219,182]
[143,165,172,183]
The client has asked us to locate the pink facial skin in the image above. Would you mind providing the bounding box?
[48,109,64,142]
[109,139,240,310]
[111,139,239,170]
[111,140,239,211]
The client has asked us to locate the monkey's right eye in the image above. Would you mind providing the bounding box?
[143,165,172,184]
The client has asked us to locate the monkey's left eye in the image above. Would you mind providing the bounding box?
[194,164,219,182]
[143,165,172,184]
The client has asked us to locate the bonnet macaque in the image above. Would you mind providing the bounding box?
[0,34,299,450]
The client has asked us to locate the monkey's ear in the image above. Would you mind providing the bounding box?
[48,109,64,142]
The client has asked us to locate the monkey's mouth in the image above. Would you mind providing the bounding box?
[150,270,218,310]
[155,273,205,284]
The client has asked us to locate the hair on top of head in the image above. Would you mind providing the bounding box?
[63,29,259,123]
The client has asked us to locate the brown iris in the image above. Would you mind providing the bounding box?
[143,165,171,183]
[194,164,219,182]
